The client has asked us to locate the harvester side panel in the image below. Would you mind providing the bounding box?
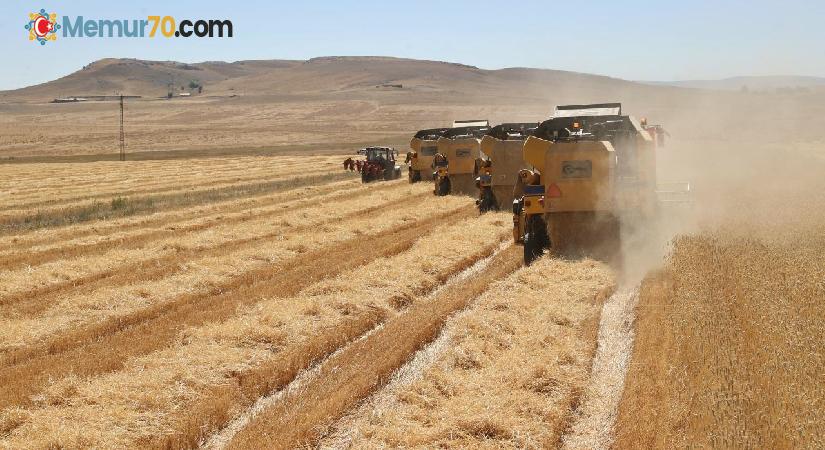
[489,139,528,187]
[482,135,530,208]
[523,136,546,170]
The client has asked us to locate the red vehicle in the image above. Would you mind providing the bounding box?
[350,146,402,183]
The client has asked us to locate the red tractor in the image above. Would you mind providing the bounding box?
[351,146,402,183]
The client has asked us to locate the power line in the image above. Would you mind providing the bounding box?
[119,94,125,161]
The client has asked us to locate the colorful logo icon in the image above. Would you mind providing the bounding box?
[26,9,60,45]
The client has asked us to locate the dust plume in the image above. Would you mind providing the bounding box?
[613,88,825,448]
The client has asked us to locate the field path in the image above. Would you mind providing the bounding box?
[561,287,641,450]
[316,256,615,448]
[217,244,521,449]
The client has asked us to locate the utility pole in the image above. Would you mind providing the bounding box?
[119,94,125,161]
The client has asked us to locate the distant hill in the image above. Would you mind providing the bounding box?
[0,58,301,100]
[643,75,825,91]
[4,56,823,103]
[0,56,658,102]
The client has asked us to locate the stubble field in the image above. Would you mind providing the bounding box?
[0,154,626,449]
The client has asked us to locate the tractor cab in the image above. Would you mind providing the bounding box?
[360,146,397,163]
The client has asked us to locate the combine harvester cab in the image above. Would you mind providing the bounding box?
[355,146,402,183]
[408,128,449,183]
[513,103,677,264]
[434,120,491,196]
[477,122,539,213]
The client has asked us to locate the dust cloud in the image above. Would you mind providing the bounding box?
[613,87,825,285]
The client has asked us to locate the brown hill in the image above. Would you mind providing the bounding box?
[1,56,654,101]
[0,58,301,100]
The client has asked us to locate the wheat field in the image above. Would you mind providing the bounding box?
[614,188,825,449]
[0,153,614,449]
[0,146,822,449]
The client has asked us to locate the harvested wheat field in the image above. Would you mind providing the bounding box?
[317,257,615,449]
[1,148,823,450]
[0,151,613,449]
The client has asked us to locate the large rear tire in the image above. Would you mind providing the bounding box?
[477,187,498,213]
[437,177,451,196]
[523,215,548,265]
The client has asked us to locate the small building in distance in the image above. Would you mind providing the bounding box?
[52,97,87,103]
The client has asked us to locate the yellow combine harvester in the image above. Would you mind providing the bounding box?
[477,123,539,212]
[407,128,449,183]
[434,120,490,196]
[513,103,671,264]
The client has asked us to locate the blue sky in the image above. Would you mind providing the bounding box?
[2,0,824,90]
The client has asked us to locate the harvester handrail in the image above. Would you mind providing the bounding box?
[554,103,622,116]
[442,125,491,140]
[486,122,539,140]
[412,128,450,140]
